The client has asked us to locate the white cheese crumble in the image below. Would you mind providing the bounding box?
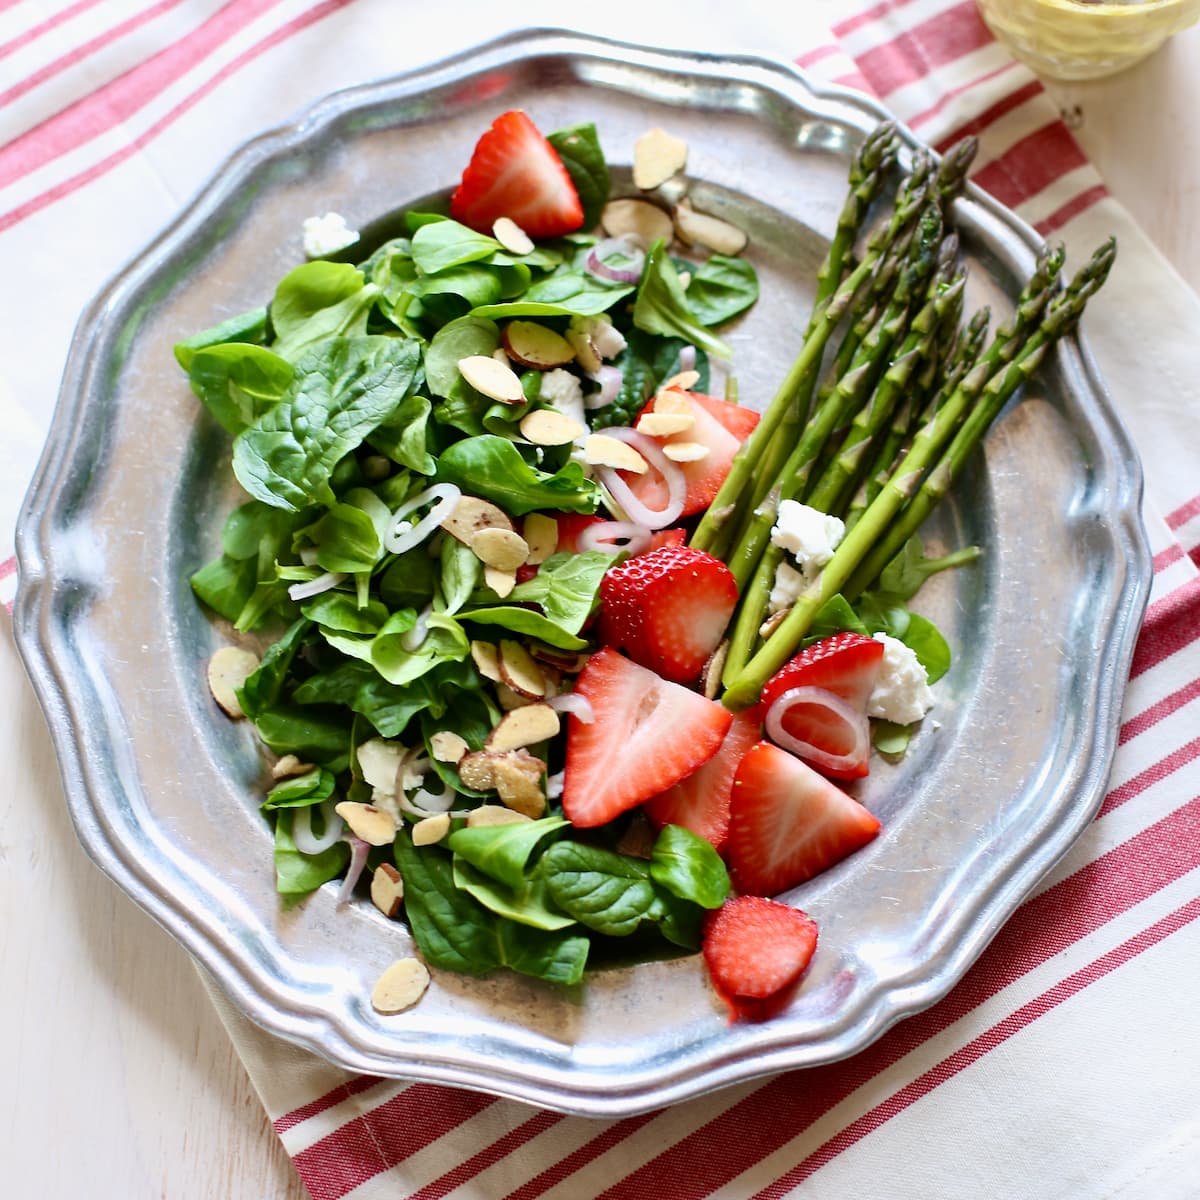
[867,633,935,725]
[583,314,628,360]
[771,500,845,574]
[539,369,589,457]
[768,559,806,614]
[302,211,359,258]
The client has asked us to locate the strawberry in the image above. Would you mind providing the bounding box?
[449,110,584,239]
[726,741,881,895]
[702,895,819,1022]
[626,390,760,517]
[562,648,733,827]
[641,706,764,852]
[760,631,884,712]
[596,544,738,684]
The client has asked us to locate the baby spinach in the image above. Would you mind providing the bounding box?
[410,219,502,274]
[436,435,599,515]
[270,261,379,360]
[174,305,269,370]
[539,842,660,938]
[685,254,760,328]
[273,808,350,901]
[506,550,611,636]
[451,861,577,932]
[633,239,733,360]
[261,766,337,810]
[448,816,571,890]
[187,343,294,435]
[648,825,731,910]
[547,122,609,230]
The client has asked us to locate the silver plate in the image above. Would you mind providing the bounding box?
[13,30,1149,1117]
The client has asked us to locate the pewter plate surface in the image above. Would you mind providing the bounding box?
[13,30,1149,1116]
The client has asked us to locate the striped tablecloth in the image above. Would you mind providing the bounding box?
[5,2,1200,1197]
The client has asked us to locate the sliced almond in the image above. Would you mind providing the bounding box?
[271,754,311,780]
[528,643,590,674]
[498,640,547,699]
[371,957,430,1014]
[520,408,585,446]
[522,513,558,565]
[503,321,575,369]
[470,640,503,683]
[600,197,674,245]
[486,703,560,752]
[492,216,534,255]
[470,527,529,572]
[636,411,694,438]
[334,801,398,847]
[412,813,451,846]
[429,731,469,764]
[466,804,532,828]
[207,646,259,719]
[701,640,729,701]
[566,326,602,374]
[440,495,513,545]
[653,388,695,416]
[583,434,649,474]
[663,441,711,462]
[484,565,517,599]
[633,127,688,191]
[496,683,536,711]
[673,198,748,256]
[369,862,404,918]
[659,369,701,395]
[457,354,525,404]
[759,606,790,639]
[460,749,545,818]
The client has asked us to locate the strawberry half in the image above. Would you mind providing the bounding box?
[626,390,760,517]
[562,648,733,827]
[726,741,881,896]
[596,543,738,684]
[449,110,584,239]
[641,705,765,853]
[760,632,884,712]
[702,895,819,1022]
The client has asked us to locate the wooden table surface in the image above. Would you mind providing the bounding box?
[3,16,1198,1200]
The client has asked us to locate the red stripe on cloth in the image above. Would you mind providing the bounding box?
[0,0,106,62]
[833,70,875,94]
[0,0,288,190]
[1121,676,1200,745]
[488,798,1200,1200]
[0,555,15,582]
[0,0,188,110]
[1152,544,1186,574]
[907,56,1023,131]
[1129,575,1200,679]
[851,1,995,98]
[1034,182,1109,237]
[1098,735,1200,819]
[1165,492,1200,531]
[0,0,354,236]
[795,43,842,70]
[274,1074,385,1134]
[970,121,1090,210]
[933,77,1044,152]
[751,899,1200,1197]
[291,1083,497,1200]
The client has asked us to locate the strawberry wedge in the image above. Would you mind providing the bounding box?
[726,741,881,895]
[562,648,733,827]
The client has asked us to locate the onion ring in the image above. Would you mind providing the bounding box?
[547,693,595,723]
[596,426,686,529]
[335,834,371,907]
[585,364,624,409]
[764,685,870,777]
[287,571,346,601]
[577,519,652,558]
[383,482,461,556]
[291,800,344,855]
[585,236,646,283]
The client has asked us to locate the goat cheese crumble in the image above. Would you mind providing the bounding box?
[302,211,360,258]
[767,500,846,613]
[867,633,936,725]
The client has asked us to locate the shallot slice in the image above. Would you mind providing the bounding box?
[577,519,652,558]
[291,800,344,855]
[764,685,870,777]
[596,426,686,529]
[547,692,595,723]
[384,482,461,555]
[335,833,371,907]
[288,571,346,601]
[585,236,646,283]
[585,365,624,409]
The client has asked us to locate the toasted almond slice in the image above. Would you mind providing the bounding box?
[659,369,701,395]
[498,639,547,699]
[528,644,590,674]
[470,640,503,682]
[653,388,694,416]
[457,354,525,404]
[486,702,560,752]
[701,640,729,701]
[520,408,585,447]
[600,197,674,245]
[633,127,688,190]
[496,683,536,711]
[440,495,514,545]
[429,731,469,764]
[673,198,748,256]
[271,754,311,780]
[492,216,534,255]
[584,434,649,474]
[334,801,398,847]
[471,527,529,572]
[522,513,558,565]
[636,411,694,437]
[371,957,430,1014]
[466,804,532,828]
[663,441,711,462]
[484,565,517,599]
[207,646,259,719]
[369,862,404,918]
[503,321,575,369]
[412,813,452,846]
[566,326,602,374]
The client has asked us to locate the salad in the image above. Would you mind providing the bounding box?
[181,109,1114,1021]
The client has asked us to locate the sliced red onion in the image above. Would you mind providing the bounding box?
[410,774,455,813]
[547,693,595,723]
[288,571,346,601]
[401,603,433,652]
[291,800,344,855]
[764,686,870,775]
[384,482,461,555]
[585,364,624,410]
[299,546,320,566]
[335,834,371,907]
[577,519,652,558]
[597,427,686,529]
[585,236,646,283]
[679,345,697,372]
[546,769,565,800]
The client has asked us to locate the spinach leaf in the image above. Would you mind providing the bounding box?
[300,591,389,634]
[261,767,337,810]
[190,554,257,623]
[506,550,610,636]
[366,393,436,474]
[633,239,733,359]
[451,860,577,932]
[378,546,438,610]
[439,535,482,615]
[187,343,294,435]
[685,254,760,328]
[302,502,382,573]
[437,435,599,516]
[547,122,609,230]
[459,606,588,651]
[174,306,269,371]
[896,611,951,684]
[424,316,500,398]
[448,816,571,890]
[591,328,704,430]
[872,721,913,757]
[233,335,420,511]
[253,704,351,770]
[875,534,982,604]
[236,618,310,719]
[411,220,502,274]
[648,825,730,910]
[270,261,379,360]
[472,271,633,319]
[371,611,469,686]
[539,842,659,937]
[273,807,350,900]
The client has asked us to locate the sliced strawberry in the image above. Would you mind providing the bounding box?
[647,527,686,552]
[449,110,584,239]
[642,706,764,853]
[687,391,761,442]
[760,632,884,712]
[562,648,733,827]
[596,544,738,684]
[554,512,606,555]
[726,741,881,895]
[702,895,819,1022]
